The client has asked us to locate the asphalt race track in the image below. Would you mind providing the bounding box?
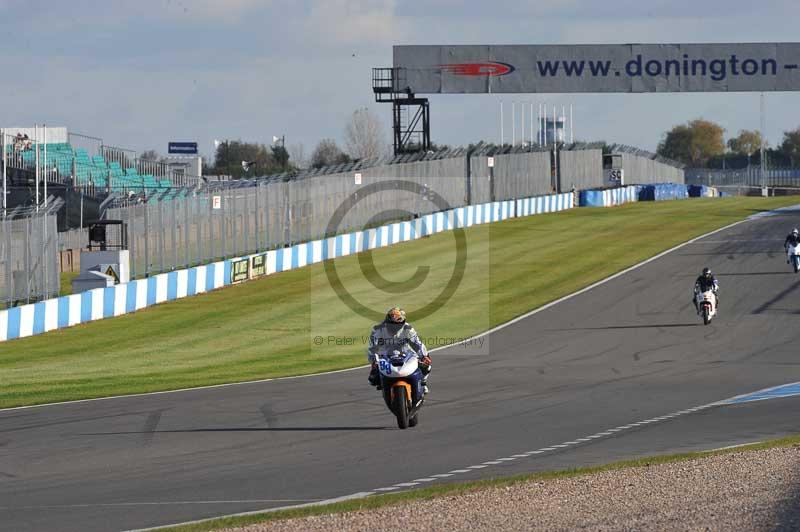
[3,208,800,532]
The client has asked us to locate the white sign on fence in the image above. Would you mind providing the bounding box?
[605,168,624,185]
[354,173,362,185]
[212,195,221,209]
[488,157,495,168]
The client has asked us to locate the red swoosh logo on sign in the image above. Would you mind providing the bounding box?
[440,62,515,76]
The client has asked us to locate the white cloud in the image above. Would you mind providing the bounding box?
[143,0,264,24]
[305,0,407,46]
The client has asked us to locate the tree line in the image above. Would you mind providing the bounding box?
[656,119,800,169]
[203,107,388,179]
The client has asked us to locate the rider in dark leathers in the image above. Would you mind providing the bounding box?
[785,228,800,263]
[693,267,719,314]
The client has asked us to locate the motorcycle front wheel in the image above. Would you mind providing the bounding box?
[702,307,711,325]
[393,389,409,429]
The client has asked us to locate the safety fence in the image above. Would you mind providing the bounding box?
[106,176,467,279]
[0,205,61,309]
[0,191,574,341]
[686,167,800,188]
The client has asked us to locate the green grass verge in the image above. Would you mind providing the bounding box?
[156,433,800,532]
[60,271,78,296]
[1,197,798,408]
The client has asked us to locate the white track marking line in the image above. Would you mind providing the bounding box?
[1,216,756,413]
[3,499,323,509]
[710,441,763,452]
[85,210,800,531]
[126,492,376,532]
[369,397,731,497]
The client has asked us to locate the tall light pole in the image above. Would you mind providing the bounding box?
[2,129,6,219]
[500,100,504,145]
[760,93,766,194]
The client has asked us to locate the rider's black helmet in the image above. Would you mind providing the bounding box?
[702,267,712,278]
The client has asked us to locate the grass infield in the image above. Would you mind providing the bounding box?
[1,196,798,408]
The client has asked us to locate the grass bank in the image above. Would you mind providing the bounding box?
[1,197,797,408]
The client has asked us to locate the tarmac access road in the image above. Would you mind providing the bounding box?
[2,208,800,531]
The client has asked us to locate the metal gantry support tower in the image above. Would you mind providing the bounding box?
[373,68,431,155]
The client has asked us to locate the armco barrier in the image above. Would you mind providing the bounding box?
[579,186,641,207]
[0,192,574,342]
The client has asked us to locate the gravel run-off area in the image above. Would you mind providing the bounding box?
[224,446,800,532]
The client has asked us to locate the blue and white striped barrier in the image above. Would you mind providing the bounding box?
[687,185,719,198]
[638,183,689,201]
[579,186,640,207]
[0,192,574,342]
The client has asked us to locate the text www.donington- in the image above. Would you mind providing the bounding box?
[536,55,798,81]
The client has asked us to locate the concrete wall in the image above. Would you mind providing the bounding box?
[619,153,685,185]
[559,149,603,191]
[469,150,552,204]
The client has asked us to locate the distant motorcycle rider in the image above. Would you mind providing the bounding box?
[693,267,719,314]
[784,228,800,263]
[367,307,431,393]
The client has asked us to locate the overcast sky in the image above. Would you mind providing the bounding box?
[1,0,798,163]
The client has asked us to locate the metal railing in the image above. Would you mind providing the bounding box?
[68,132,104,159]
[1,199,63,308]
[686,167,800,188]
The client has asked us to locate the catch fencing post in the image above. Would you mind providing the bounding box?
[170,194,178,270]
[183,193,190,268]
[208,190,215,261]
[143,199,150,276]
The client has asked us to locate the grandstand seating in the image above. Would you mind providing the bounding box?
[4,142,175,198]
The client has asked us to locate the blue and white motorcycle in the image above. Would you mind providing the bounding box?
[375,347,426,429]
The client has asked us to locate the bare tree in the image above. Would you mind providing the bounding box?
[310,138,350,169]
[344,107,387,161]
[288,142,307,170]
[140,149,162,162]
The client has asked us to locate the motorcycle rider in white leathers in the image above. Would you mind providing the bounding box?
[367,307,431,393]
